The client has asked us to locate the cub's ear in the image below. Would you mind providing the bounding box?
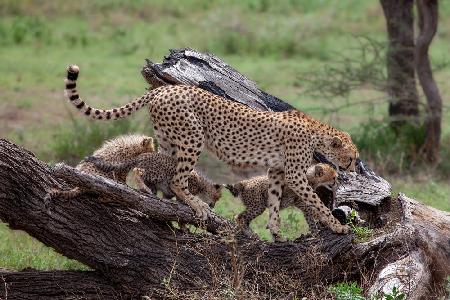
[214,184,222,190]
[331,136,343,148]
[314,164,324,177]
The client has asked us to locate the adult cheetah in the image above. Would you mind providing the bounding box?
[64,65,358,240]
[225,163,338,235]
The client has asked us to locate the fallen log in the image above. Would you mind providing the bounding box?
[0,139,449,299]
[0,139,354,298]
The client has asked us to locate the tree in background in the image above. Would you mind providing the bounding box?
[380,0,420,121]
[415,0,442,163]
[380,0,443,164]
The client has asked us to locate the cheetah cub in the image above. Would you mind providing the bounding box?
[226,163,337,235]
[84,153,222,208]
[46,134,155,200]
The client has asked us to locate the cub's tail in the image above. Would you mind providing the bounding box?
[45,187,84,201]
[83,155,143,174]
[64,65,163,120]
[224,183,243,198]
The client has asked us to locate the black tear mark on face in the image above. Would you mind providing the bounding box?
[345,157,353,170]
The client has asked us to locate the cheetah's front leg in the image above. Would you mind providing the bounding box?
[132,168,154,195]
[45,187,83,201]
[285,165,349,234]
[171,174,210,220]
[170,145,211,220]
[267,168,286,242]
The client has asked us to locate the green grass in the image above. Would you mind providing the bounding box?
[214,191,309,241]
[0,0,449,271]
[330,282,406,300]
[391,177,450,212]
[330,282,365,300]
[0,223,88,270]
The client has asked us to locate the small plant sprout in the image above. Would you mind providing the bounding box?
[347,209,373,243]
[383,286,406,300]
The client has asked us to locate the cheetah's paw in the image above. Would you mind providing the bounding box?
[193,199,211,221]
[334,224,351,234]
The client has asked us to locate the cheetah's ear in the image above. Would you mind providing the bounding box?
[214,184,222,190]
[314,164,324,177]
[331,136,343,148]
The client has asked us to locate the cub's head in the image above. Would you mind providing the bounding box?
[320,133,358,172]
[132,167,146,178]
[199,183,222,208]
[306,163,338,190]
[139,136,155,154]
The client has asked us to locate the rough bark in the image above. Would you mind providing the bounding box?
[0,270,123,300]
[380,0,420,121]
[416,0,443,164]
[141,50,294,112]
[364,194,450,299]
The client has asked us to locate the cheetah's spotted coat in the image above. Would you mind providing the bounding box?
[226,163,338,235]
[64,65,358,240]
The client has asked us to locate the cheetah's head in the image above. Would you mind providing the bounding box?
[139,136,156,154]
[199,183,222,208]
[133,167,146,177]
[306,163,338,190]
[318,133,358,172]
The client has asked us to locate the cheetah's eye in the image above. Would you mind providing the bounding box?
[331,136,343,148]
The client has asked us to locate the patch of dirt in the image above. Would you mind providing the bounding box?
[0,90,70,138]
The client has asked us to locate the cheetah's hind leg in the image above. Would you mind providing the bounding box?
[132,168,155,195]
[267,168,287,242]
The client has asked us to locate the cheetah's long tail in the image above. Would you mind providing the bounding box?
[64,65,163,120]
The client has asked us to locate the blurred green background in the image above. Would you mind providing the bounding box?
[0,0,449,271]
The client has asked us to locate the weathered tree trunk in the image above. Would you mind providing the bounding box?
[380,0,443,164]
[380,0,420,121]
[415,0,443,164]
[0,49,449,299]
[0,139,449,299]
